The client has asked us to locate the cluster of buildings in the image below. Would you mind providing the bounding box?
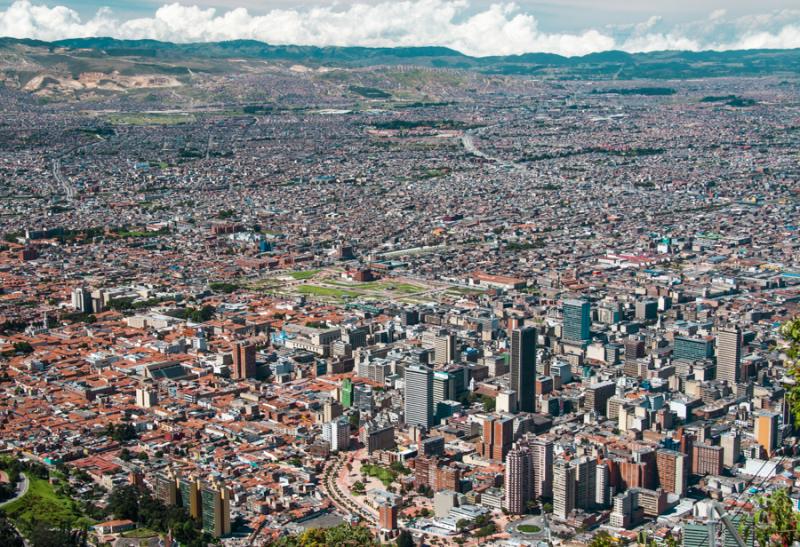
[0,67,798,547]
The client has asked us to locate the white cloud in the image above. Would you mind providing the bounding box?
[0,0,799,57]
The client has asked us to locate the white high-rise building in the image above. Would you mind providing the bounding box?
[404,364,433,429]
[322,418,350,452]
[530,437,553,500]
[553,460,576,519]
[717,327,742,385]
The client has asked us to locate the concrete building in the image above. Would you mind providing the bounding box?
[510,327,537,412]
[405,364,434,429]
[717,327,742,386]
[553,459,576,519]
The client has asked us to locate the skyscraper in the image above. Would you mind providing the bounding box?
[655,449,687,496]
[405,364,433,429]
[530,437,553,500]
[575,457,596,510]
[563,299,591,342]
[510,327,537,412]
[504,443,534,514]
[434,332,457,365]
[755,411,779,457]
[341,378,353,408]
[71,287,93,313]
[200,481,231,538]
[717,327,742,385]
[481,414,514,462]
[378,501,399,531]
[553,460,576,519]
[322,417,350,452]
[231,341,256,379]
[721,431,741,468]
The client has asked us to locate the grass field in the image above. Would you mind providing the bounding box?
[327,280,424,294]
[517,525,542,534]
[121,527,160,538]
[106,113,195,126]
[296,285,359,299]
[289,270,321,280]
[2,474,92,534]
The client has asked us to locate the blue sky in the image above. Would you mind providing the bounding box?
[0,0,798,56]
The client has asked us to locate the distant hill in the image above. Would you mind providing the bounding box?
[0,37,798,79]
[0,37,798,100]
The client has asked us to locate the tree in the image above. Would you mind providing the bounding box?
[108,484,140,521]
[12,342,33,354]
[274,523,379,547]
[589,531,616,547]
[395,530,414,547]
[783,318,800,421]
[0,515,23,547]
[747,488,800,547]
[28,522,87,547]
[542,502,553,513]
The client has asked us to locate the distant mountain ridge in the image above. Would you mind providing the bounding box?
[1,36,799,82]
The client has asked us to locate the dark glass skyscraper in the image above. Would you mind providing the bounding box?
[563,299,591,342]
[511,327,537,412]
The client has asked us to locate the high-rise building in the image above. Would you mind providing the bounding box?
[510,327,537,412]
[504,443,534,514]
[625,337,645,361]
[378,502,399,531]
[481,414,514,462]
[231,342,256,379]
[177,477,202,520]
[322,399,343,423]
[433,371,450,415]
[153,472,178,506]
[200,481,231,538]
[721,431,741,468]
[575,457,596,510]
[553,460,576,519]
[341,378,353,408]
[71,287,93,313]
[135,386,158,408]
[434,333,457,365]
[322,418,350,452]
[635,300,658,322]
[755,411,779,457]
[692,443,723,476]
[530,437,553,500]
[609,489,639,529]
[717,327,742,385]
[595,463,610,507]
[584,381,616,416]
[655,449,687,496]
[563,299,591,342]
[674,336,714,362]
[405,364,433,429]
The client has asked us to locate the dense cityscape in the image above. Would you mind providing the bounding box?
[0,34,799,547]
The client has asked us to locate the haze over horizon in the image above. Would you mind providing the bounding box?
[0,0,799,57]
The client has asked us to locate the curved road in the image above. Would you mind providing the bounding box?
[320,454,377,526]
[0,473,29,508]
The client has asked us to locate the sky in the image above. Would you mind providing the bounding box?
[0,0,799,57]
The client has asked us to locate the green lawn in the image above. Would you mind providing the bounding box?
[327,280,423,294]
[517,524,542,534]
[106,113,195,126]
[3,474,93,535]
[121,527,160,538]
[289,270,321,280]
[296,285,359,299]
[361,464,397,488]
